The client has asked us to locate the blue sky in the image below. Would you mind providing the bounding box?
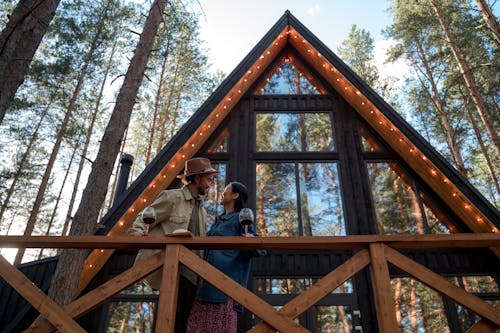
[195,1,398,74]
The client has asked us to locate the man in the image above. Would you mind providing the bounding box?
[127,157,218,332]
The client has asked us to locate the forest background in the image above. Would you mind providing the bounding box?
[0,0,498,270]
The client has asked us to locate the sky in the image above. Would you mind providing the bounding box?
[194,0,398,76]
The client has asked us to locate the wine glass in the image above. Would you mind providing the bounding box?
[141,206,156,235]
[239,208,254,236]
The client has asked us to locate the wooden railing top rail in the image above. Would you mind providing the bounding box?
[1,233,499,333]
[0,233,500,251]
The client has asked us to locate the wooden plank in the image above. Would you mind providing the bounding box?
[384,245,500,326]
[26,251,165,333]
[0,254,85,333]
[369,243,399,333]
[466,304,500,333]
[156,245,180,333]
[1,234,500,251]
[177,246,308,333]
[248,249,370,333]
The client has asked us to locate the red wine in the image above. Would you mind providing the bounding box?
[143,217,156,225]
[240,219,253,226]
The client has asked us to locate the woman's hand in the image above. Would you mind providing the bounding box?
[242,233,255,237]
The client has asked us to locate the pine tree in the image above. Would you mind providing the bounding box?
[0,0,61,123]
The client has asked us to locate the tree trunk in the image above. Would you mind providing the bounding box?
[409,279,418,332]
[0,104,49,223]
[0,0,61,123]
[416,40,468,177]
[47,0,169,307]
[13,0,109,264]
[429,0,500,157]
[475,0,500,46]
[461,90,500,198]
[145,37,170,165]
[394,278,403,328]
[156,57,180,153]
[105,125,128,211]
[61,40,117,238]
[38,145,76,259]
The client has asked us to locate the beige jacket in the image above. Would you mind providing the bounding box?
[127,186,208,289]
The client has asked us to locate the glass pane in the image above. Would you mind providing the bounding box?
[367,162,426,234]
[391,278,451,333]
[456,300,499,332]
[299,163,345,236]
[314,306,352,333]
[207,131,228,153]
[260,60,320,95]
[449,276,500,293]
[120,282,159,295]
[204,163,226,221]
[255,278,353,294]
[256,113,334,152]
[106,301,156,333]
[256,163,298,236]
[359,125,385,152]
[422,202,451,234]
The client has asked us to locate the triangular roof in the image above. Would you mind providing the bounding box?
[80,10,500,291]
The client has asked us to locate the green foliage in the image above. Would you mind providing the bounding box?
[385,0,499,207]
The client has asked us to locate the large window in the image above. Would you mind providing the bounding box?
[366,162,450,235]
[256,162,345,236]
[256,112,334,152]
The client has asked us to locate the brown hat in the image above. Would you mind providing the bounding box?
[177,157,218,179]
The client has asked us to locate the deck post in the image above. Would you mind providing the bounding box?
[156,245,181,332]
[369,243,399,333]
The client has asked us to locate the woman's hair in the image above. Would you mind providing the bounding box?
[230,181,248,212]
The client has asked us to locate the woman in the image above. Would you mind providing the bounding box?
[186,181,265,333]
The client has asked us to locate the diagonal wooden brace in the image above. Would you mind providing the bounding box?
[177,245,309,333]
[248,249,370,333]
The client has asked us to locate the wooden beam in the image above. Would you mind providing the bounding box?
[177,246,308,333]
[384,245,500,327]
[248,249,370,333]
[156,245,180,333]
[25,251,165,333]
[2,234,500,251]
[466,304,500,333]
[0,254,85,333]
[368,243,400,333]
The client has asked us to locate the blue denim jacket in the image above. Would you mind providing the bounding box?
[196,211,266,312]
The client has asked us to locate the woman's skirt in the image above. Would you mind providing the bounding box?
[186,298,237,333]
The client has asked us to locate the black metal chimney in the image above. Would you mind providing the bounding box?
[114,153,134,204]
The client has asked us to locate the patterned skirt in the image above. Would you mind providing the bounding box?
[186,298,237,333]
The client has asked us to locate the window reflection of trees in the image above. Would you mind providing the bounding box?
[256,112,334,152]
[256,162,344,237]
[255,278,353,294]
[106,283,157,332]
[260,60,320,95]
[367,162,451,235]
[107,301,155,333]
[314,306,352,333]
[392,278,451,333]
[203,163,226,222]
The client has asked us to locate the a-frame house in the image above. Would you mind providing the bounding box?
[1,10,499,333]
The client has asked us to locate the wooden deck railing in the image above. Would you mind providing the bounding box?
[0,234,499,333]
